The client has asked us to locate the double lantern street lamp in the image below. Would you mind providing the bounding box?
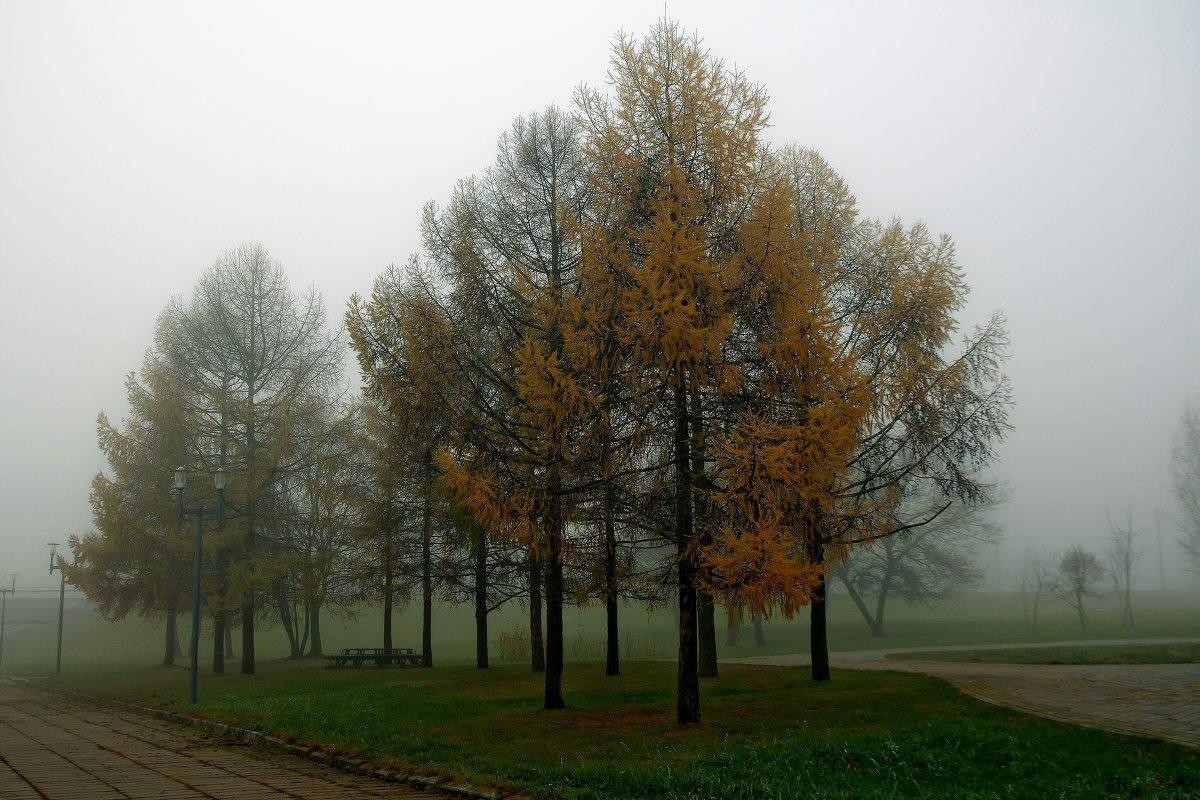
[175,466,225,705]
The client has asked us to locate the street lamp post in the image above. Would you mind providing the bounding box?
[47,544,65,677]
[175,466,225,705]
[0,574,15,669]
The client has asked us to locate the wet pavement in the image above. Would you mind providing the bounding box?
[0,678,453,800]
[726,638,1200,748]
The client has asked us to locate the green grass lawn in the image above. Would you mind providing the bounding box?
[52,658,1198,800]
[889,642,1200,665]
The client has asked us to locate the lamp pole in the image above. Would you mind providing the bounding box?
[175,466,225,705]
[0,574,15,669]
[47,544,65,677]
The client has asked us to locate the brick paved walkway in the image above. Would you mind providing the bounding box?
[0,678,449,800]
[727,638,1200,748]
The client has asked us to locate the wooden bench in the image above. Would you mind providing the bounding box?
[324,647,424,668]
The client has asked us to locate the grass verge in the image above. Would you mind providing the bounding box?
[53,658,1197,799]
[887,642,1200,665]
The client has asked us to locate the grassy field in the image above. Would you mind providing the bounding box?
[48,658,1198,800]
[889,642,1200,665]
[6,590,1197,798]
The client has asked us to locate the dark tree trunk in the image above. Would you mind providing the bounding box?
[698,590,718,677]
[870,563,894,638]
[547,527,564,710]
[604,497,620,677]
[725,616,741,647]
[241,594,255,674]
[308,596,324,656]
[529,554,545,672]
[277,585,302,658]
[753,611,766,646]
[475,536,489,669]
[809,568,831,682]
[225,616,236,659]
[383,562,393,650]
[163,602,178,666]
[422,467,434,668]
[674,384,699,724]
[212,609,226,673]
[601,406,621,677]
[691,385,717,680]
[606,592,620,677]
[241,479,257,675]
[842,576,884,638]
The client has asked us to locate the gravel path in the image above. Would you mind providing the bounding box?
[726,638,1200,748]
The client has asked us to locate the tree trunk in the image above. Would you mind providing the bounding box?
[225,616,235,659]
[691,385,716,681]
[277,585,302,658]
[241,594,255,674]
[697,590,718,677]
[1076,589,1087,633]
[606,592,620,677]
[841,574,882,637]
[308,596,324,656]
[383,565,393,650]
[163,602,177,666]
[870,566,893,638]
[674,384,699,724]
[421,467,434,668]
[808,533,831,681]
[241,423,257,675]
[544,527,566,710]
[753,611,766,646]
[475,535,489,669]
[603,493,620,677]
[809,574,830,681]
[725,616,740,647]
[212,609,226,673]
[529,555,545,673]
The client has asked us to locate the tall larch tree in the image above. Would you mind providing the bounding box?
[784,148,1011,680]
[574,21,863,722]
[66,354,197,665]
[349,263,459,666]
[159,242,344,675]
[429,107,593,709]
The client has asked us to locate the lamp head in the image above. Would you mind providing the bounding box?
[214,468,226,491]
[174,467,188,491]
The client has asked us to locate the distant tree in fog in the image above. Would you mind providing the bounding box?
[1055,545,1106,633]
[1104,505,1146,628]
[1170,398,1200,574]
[1019,548,1057,636]
[831,496,1001,637]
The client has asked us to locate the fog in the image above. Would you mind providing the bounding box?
[1,0,1197,592]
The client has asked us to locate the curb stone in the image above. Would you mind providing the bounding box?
[3,675,530,800]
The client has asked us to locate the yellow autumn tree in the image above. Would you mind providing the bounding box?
[348,262,458,667]
[575,21,865,722]
[783,147,1012,680]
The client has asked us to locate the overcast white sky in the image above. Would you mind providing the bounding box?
[1,0,1196,591]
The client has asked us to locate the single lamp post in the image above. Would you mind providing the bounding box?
[175,466,225,705]
[47,544,65,677]
[0,574,15,669]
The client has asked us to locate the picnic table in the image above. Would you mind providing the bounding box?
[324,647,425,668]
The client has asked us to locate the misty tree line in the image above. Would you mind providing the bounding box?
[67,21,1013,724]
[1015,397,1200,636]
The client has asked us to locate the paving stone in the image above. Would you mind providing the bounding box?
[0,678,464,798]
